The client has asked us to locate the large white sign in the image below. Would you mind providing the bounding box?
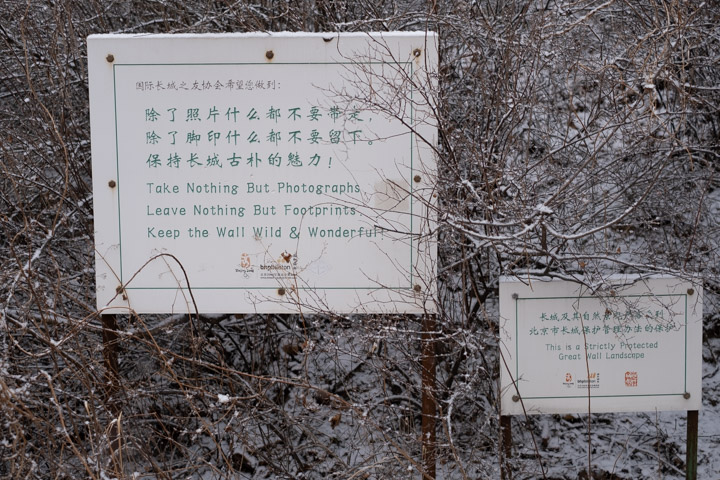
[500,276,702,414]
[89,33,437,314]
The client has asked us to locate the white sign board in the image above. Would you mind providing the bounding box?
[88,33,437,314]
[500,276,702,415]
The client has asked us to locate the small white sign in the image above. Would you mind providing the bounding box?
[500,276,702,414]
[89,33,437,314]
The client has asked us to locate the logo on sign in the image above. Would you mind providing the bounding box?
[240,253,251,269]
[258,251,298,280]
[625,371,638,387]
[577,372,601,389]
[235,253,255,278]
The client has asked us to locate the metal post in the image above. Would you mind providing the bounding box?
[421,314,437,479]
[686,410,698,480]
[500,415,512,480]
[102,314,121,473]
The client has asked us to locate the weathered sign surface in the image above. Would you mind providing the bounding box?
[89,33,437,314]
[500,276,702,414]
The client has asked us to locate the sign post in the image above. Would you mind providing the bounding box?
[101,313,121,473]
[687,409,698,480]
[421,313,437,479]
[500,414,512,480]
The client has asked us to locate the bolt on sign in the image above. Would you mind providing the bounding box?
[88,33,437,314]
[499,276,702,415]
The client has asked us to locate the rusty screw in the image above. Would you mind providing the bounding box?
[108,180,116,188]
[413,175,422,183]
[265,50,274,60]
[106,54,114,63]
[687,288,695,296]
[413,284,421,293]
[277,287,285,296]
[512,395,520,402]
[413,48,421,57]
